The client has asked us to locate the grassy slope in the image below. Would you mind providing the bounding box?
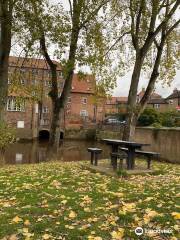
[0,160,179,240]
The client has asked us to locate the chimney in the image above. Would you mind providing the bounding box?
[173,88,178,93]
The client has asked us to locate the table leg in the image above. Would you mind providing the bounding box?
[127,148,135,170]
[91,152,94,165]
[111,145,118,166]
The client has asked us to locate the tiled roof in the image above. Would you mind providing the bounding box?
[71,74,95,94]
[148,98,168,104]
[106,97,128,105]
[166,89,180,99]
[9,56,62,70]
[138,89,162,99]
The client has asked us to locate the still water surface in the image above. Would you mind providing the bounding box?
[4,139,111,165]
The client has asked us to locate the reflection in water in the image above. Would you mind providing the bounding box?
[4,139,111,165]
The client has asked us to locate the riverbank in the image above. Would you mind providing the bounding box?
[0,160,179,239]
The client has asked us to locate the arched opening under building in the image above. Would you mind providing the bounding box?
[39,130,50,140]
[60,131,64,140]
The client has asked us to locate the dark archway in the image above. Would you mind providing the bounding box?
[39,130,50,140]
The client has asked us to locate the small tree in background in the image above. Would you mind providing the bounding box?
[0,122,15,163]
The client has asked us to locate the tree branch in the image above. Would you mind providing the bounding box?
[135,0,144,41]
[68,0,73,20]
[166,18,180,37]
[79,0,110,29]
[104,31,131,56]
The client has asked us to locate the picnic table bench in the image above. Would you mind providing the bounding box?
[115,147,160,169]
[87,148,102,166]
[102,139,160,170]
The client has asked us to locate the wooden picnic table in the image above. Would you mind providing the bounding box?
[102,139,150,170]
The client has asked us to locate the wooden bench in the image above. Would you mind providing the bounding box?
[87,148,102,166]
[110,152,127,170]
[119,147,160,169]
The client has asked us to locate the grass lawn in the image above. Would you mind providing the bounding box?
[0,160,179,240]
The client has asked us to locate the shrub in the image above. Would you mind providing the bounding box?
[0,122,15,151]
[160,110,180,127]
[85,129,96,140]
[151,122,162,128]
[138,108,161,126]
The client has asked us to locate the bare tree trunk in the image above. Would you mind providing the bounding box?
[0,1,13,121]
[123,53,143,140]
[39,2,82,147]
[49,101,61,147]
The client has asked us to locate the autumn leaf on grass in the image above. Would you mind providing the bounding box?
[9,234,18,240]
[12,216,23,223]
[119,202,136,214]
[51,180,61,189]
[24,219,30,226]
[111,228,124,239]
[69,210,77,219]
[171,212,180,220]
[88,236,103,240]
[42,233,52,240]
[143,209,161,224]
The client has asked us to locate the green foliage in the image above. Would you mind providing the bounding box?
[138,108,161,126]
[117,169,128,177]
[151,122,162,128]
[0,122,15,150]
[85,129,97,141]
[160,110,180,127]
[138,108,180,127]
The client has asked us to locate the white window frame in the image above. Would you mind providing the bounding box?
[67,97,71,103]
[82,97,87,104]
[42,106,49,113]
[80,110,88,117]
[40,119,50,125]
[7,97,25,112]
[154,104,160,109]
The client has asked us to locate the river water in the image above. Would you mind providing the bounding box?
[3,139,111,165]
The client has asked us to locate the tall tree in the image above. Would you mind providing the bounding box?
[21,0,110,146]
[0,0,13,121]
[105,0,180,140]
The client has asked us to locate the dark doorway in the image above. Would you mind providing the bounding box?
[39,130,50,140]
[60,131,64,140]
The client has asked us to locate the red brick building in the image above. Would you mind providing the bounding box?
[6,56,102,139]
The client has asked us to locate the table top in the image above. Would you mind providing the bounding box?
[102,138,150,148]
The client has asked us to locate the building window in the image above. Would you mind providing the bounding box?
[16,153,23,163]
[45,80,52,87]
[17,121,24,128]
[67,97,71,103]
[80,110,88,117]
[40,119,49,125]
[154,104,160,109]
[46,70,51,77]
[42,106,49,113]
[58,71,63,77]
[82,97,87,104]
[20,79,26,85]
[32,79,37,85]
[32,69,38,75]
[7,97,25,112]
[45,91,50,98]
[20,68,26,75]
